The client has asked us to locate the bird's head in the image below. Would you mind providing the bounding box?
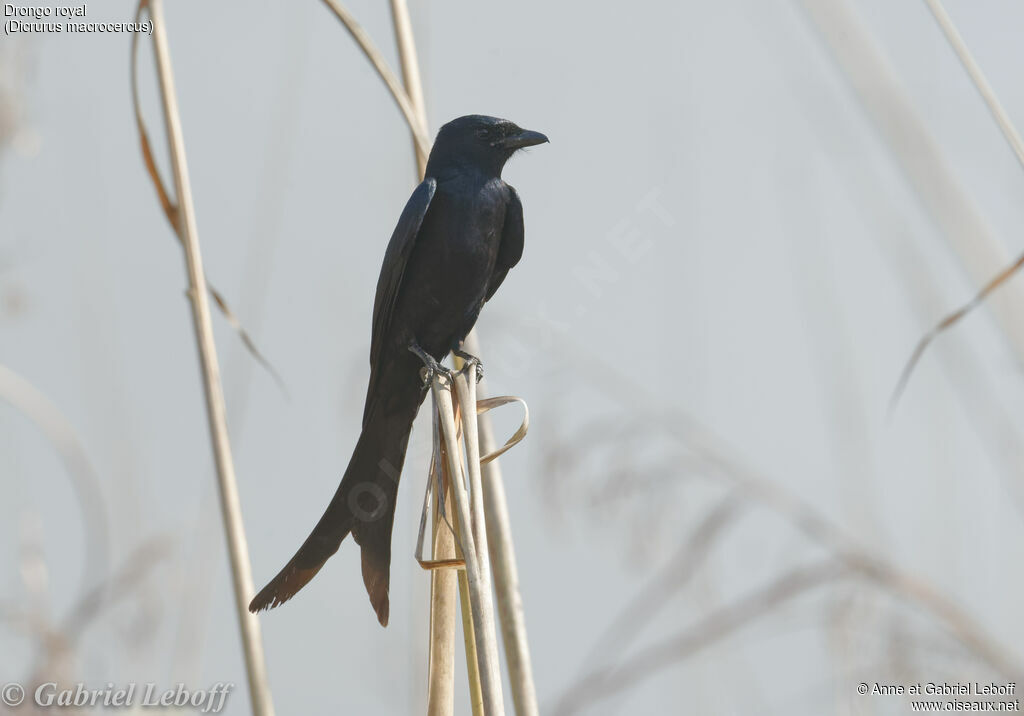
[425,115,548,178]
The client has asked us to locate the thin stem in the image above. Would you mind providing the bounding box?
[432,376,505,716]
[464,332,541,716]
[426,461,457,716]
[456,508,486,716]
[389,0,429,175]
[923,0,1024,169]
[146,2,274,713]
[455,370,505,708]
[320,0,431,159]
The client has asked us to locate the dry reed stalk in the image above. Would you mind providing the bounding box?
[389,0,429,175]
[454,370,505,707]
[456,511,486,716]
[426,427,457,716]
[432,371,505,716]
[923,0,1024,168]
[426,386,529,716]
[142,1,274,713]
[463,332,539,716]
[426,519,457,715]
[320,0,430,159]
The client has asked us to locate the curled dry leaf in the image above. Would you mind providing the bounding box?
[477,395,529,465]
[415,381,529,569]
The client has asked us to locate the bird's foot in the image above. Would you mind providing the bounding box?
[452,348,484,383]
[409,343,454,387]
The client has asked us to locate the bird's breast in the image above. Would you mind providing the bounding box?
[435,180,506,265]
[399,181,506,311]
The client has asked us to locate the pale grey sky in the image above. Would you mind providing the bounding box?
[3,1,1024,714]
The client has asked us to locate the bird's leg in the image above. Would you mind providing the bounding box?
[452,346,484,383]
[409,342,454,387]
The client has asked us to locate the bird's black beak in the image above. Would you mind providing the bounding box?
[498,128,549,150]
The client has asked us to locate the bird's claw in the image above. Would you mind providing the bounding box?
[410,343,454,387]
[419,363,455,388]
[466,359,484,384]
[452,349,484,383]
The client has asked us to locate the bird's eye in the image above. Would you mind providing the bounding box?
[476,128,491,139]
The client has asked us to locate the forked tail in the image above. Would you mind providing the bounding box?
[248,385,420,626]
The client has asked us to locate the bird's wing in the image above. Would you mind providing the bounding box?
[369,178,437,369]
[485,186,524,302]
